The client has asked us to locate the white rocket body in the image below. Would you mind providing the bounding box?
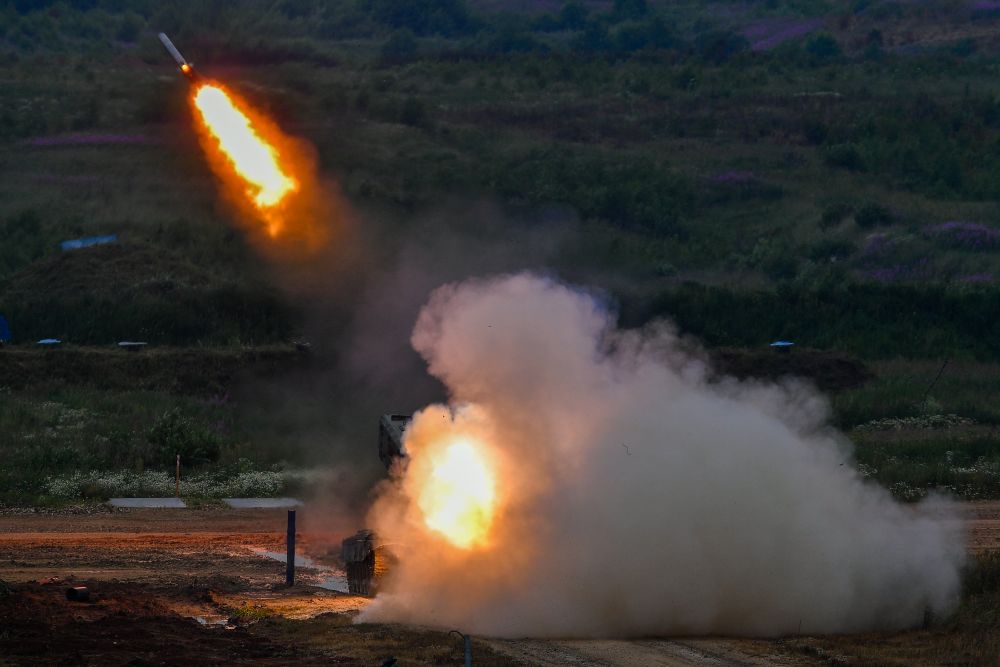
[158,32,197,80]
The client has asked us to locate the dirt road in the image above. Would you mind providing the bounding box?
[483,637,814,666]
[1,502,997,666]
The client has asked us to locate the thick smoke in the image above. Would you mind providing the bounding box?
[361,273,965,637]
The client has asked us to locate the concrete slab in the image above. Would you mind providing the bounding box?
[222,497,302,509]
[108,497,187,508]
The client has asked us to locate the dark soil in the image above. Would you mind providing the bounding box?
[0,582,328,666]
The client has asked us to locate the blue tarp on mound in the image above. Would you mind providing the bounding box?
[60,234,117,251]
[0,315,10,343]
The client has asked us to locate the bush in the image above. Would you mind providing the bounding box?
[0,210,49,279]
[611,17,675,52]
[571,21,612,52]
[399,96,427,127]
[820,202,854,228]
[612,0,649,20]
[492,147,693,234]
[808,238,856,260]
[694,29,749,64]
[805,33,841,61]
[559,1,588,30]
[148,409,221,465]
[367,0,472,36]
[824,143,866,171]
[950,38,977,58]
[855,202,893,229]
[115,12,142,43]
[486,25,548,54]
[762,254,799,281]
[380,28,418,62]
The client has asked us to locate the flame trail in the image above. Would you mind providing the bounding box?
[189,82,306,240]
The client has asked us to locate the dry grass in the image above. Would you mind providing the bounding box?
[789,552,1000,666]
[252,614,525,665]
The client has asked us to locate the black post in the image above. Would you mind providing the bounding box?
[286,509,296,586]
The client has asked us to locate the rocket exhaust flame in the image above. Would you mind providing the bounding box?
[186,79,333,249]
[192,83,298,233]
[160,34,332,250]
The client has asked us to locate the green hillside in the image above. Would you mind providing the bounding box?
[3,0,1000,504]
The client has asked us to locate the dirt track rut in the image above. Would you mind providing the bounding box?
[485,637,811,666]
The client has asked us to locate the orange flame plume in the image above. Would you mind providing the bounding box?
[417,436,496,549]
[377,406,503,552]
[188,81,331,249]
[193,84,297,214]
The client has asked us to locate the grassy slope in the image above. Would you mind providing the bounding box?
[2,2,1000,505]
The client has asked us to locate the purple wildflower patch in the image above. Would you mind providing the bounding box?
[971,1,1000,12]
[923,221,1000,250]
[707,170,757,185]
[858,258,931,283]
[958,272,994,284]
[860,233,896,259]
[743,18,825,51]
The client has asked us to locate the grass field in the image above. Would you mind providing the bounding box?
[3,1,1000,508]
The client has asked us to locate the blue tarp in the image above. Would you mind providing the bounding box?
[60,234,117,251]
[0,315,10,343]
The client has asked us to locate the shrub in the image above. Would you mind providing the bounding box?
[486,25,548,54]
[808,238,856,260]
[694,29,749,64]
[115,12,142,43]
[824,143,866,171]
[493,148,693,234]
[855,202,893,229]
[571,21,612,52]
[0,210,48,279]
[820,202,854,229]
[559,1,588,30]
[704,171,783,203]
[380,28,418,62]
[367,0,472,36]
[762,254,799,281]
[654,261,677,277]
[805,33,841,61]
[148,409,221,465]
[399,96,427,127]
[950,38,977,58]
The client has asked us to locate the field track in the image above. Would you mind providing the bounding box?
[2,503,997,665]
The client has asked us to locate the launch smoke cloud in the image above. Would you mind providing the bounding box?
[361,273,964,637]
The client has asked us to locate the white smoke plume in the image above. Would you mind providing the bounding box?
[360,273,965,637]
